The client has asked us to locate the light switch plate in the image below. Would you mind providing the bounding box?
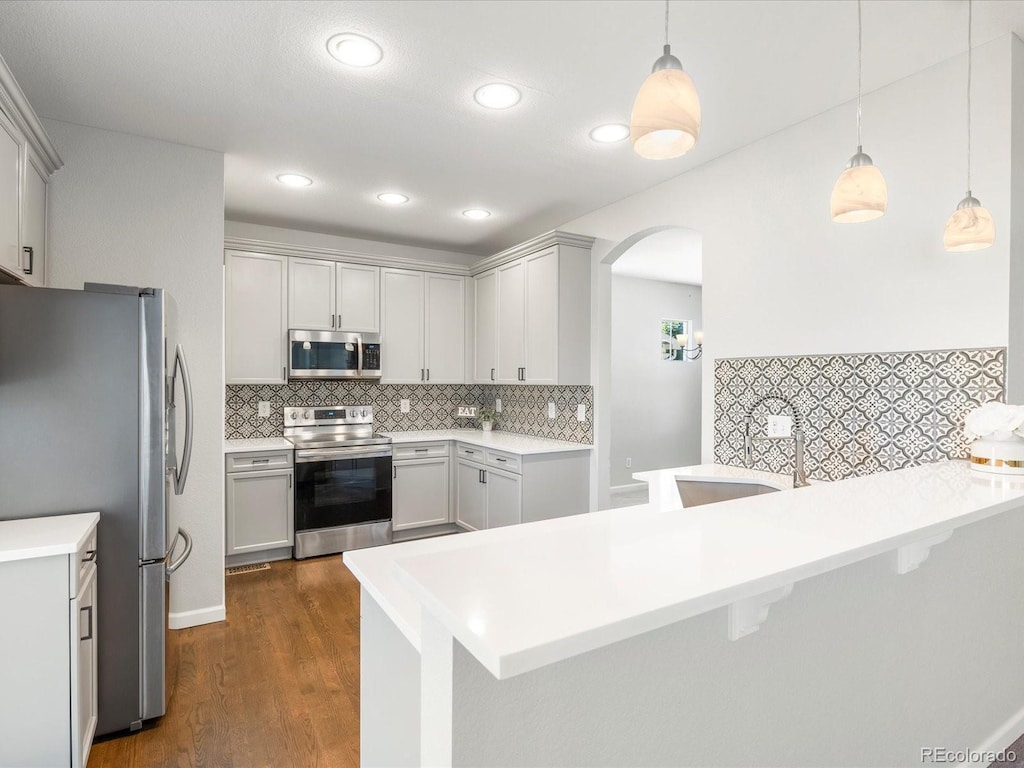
[495,398,502,413]
[766,414,793,438]
[547,401,556,419]
[400,399,410,413]
[257,401,271,418]
[576,403,586,422]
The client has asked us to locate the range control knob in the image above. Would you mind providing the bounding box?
[361,409,368,418]
[287,411,296,421]
[303,410,312,420]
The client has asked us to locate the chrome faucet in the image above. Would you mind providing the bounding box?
[743,394,810,488]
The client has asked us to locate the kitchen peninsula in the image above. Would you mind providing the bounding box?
[345,460,1024,766]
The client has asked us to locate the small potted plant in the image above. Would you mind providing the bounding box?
[479,406,497,433]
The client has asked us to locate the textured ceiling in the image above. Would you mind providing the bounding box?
[1,0,1023,256]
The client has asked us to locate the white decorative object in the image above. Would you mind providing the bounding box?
[964,403,1024,474]
[727,584,793,641]
[482,421,493,433]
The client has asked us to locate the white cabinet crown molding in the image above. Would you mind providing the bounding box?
[470,230,595,276]
[0,53,62,175]
[224,236,471,277]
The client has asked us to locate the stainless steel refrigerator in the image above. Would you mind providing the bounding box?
[0,282,193,735]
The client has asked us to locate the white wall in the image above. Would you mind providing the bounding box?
[1008,36,1024,403]
[224,219,479,269]
[44,119,226,628]
[610,276,701,486]
[565,37,1015,461]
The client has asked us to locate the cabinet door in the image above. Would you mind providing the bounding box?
[225,469,294,554]
[455,459,487,531]
[474,270,497,383]
[393,458,450,530]
[0,109,21,278]
[289,257,336,330]
[424,274,465,384]
[485,467,522,529]
[524,247,559,385]
[337,263,380,332]
[71,561,98,768]
[495,259,525,384]
[226,251,288,383]
[381,269,425,383]
[19,150,46,287]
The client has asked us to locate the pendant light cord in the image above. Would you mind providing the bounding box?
[967,0,973,192]
[857,0,863,147]
[664,0,670,47]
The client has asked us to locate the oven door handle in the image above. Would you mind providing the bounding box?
[295,448,393,463]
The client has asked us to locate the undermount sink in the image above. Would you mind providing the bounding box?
[676,479,781,508]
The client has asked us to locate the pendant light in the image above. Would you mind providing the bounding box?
[830,0,887,223]
[943,0,995,252]
[629,0,701,160]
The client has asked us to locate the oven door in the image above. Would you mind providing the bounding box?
[289,330,361,379]
[294,446,393,531]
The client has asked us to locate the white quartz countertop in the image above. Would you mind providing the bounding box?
[383,429,592,455]
[345,460,1024,681]
[0,511,100,564]
[633,463,797,490]
[223,437,294,453]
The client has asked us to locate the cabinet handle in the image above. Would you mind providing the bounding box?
[490,368,495,381]
[393,465,397,479]
[289,474,292,488]
[331,314,335,328]
[481,469,487,484]
[21,246,33,275]
[80,605,94,642]
[426,368,430,382]
[82,550,97,563]
[414,448,428,453]
[495,458,507,463]
[252,457,270,463]
[283,366,287,381]
[420,368,424,381]
[478,468,483,483]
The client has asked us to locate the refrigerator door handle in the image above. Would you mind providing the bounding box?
[165,527,193,576]
[172,344,194,495]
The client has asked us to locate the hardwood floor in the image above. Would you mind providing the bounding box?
[88,557,362,768]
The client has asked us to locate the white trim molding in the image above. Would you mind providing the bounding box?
[471,230,596,275]
[0,52,62,174]
[169,604,226,630]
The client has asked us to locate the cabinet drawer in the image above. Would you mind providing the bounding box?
[455,443,486,462]
[486,450,521,474]
[394,442,449,460]
[71,526,98,597]
[226,450,293,473]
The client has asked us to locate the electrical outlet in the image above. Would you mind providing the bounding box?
[626,457,632,468]
[400,399,410,413]
[495,398,502,413]
[257,401,271,418]
[576,403,586,422]
[766,414,793,438]
[547,401,556,419]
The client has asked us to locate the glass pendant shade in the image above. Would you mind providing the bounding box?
[830,150,887,223]
[630,67,701,160]
[943,195,995,252]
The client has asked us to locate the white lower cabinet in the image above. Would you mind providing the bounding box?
[0,513,99,768]
[456,458,488,531]
[225,451,294,559]
[393,454,451,531]
[481,466,522,529]
[456,448,524,531]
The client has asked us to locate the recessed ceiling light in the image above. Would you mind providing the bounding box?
[276,173,313,187]
[462,209,491,220]
[377,192,409,205]
[473,83,521,110]
[326,33,383,67]
[589,123,630,143]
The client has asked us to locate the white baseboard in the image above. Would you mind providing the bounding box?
[957,704,1024,766]
[168,604,226,630]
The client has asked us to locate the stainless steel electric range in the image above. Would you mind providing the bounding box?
[284,405,393,557]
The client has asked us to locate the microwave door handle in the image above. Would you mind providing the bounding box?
[357,336,364,376]
[172,344,194,495]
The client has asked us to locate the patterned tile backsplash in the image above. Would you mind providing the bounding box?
[714,348,1005,482]
[225,382,594,444]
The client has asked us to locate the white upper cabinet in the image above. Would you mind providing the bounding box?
[495,259,525,383]
[474,270,497,384]
[0,108,21,278]
[424,274,465,383]
[225,250,288,384]
[336,264,380,332]
[288,257,335,330]
[288,258,380,333]
[20,149,47,287]
[382,268,466,384]
[482,239,591,386]
[381,269,425,383]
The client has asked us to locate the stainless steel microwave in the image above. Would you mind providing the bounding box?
[288,330,382,380]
